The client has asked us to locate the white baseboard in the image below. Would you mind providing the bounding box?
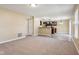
[57,32,69,34]
[0,36,26,44]
[72,38,79,54]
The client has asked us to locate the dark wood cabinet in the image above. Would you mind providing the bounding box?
[51,27,57,34]
[42,21,57,26]
[40,21,57,35]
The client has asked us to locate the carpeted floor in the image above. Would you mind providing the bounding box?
[0,35,78,55]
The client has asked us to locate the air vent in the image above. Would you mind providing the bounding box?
[17,33,22,37]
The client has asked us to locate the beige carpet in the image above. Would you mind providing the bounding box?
[0,35,78,55]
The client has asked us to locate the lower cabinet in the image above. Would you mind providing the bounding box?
[38,27,51,36]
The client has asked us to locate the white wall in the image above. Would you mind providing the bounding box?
[72,5,79,53]
[69,19,72,36]
[74,8,79,39]
[57,20,69,34]
[0,7,28,42]
[34,17,41,36]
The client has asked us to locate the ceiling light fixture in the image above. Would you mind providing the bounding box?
[30,4,38,7]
